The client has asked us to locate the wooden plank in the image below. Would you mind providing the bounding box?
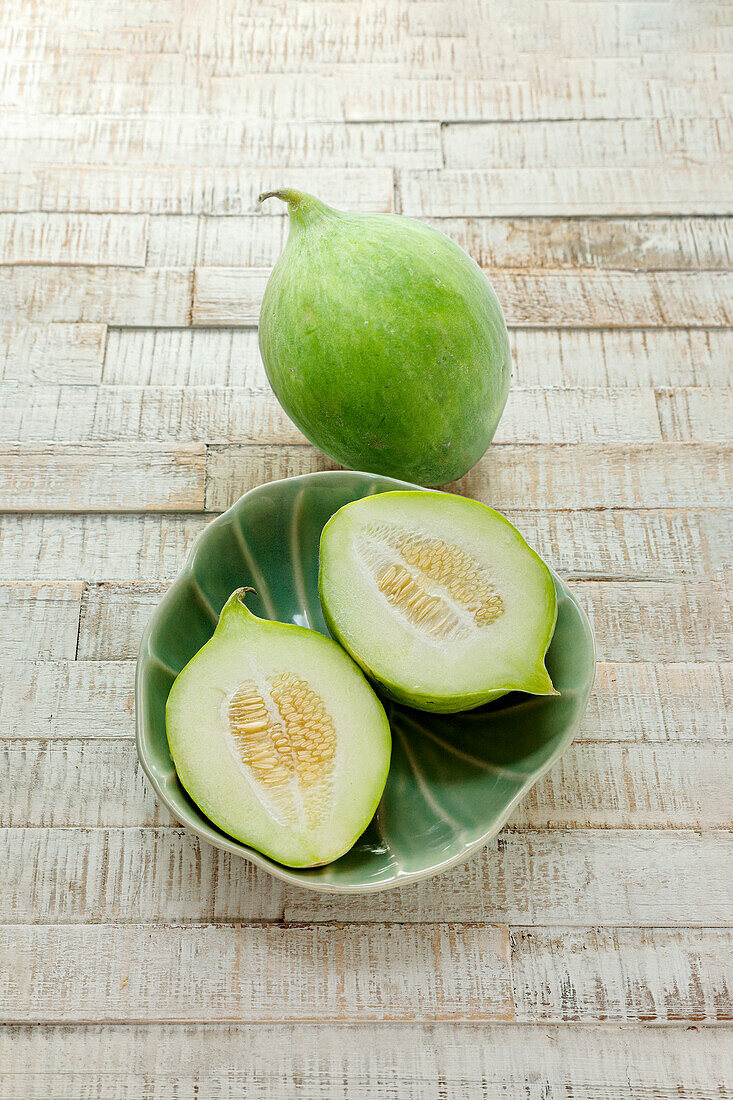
[0,167,394,214]
[0,583,82,661]
[399,168,733,216]
[0,322,105,384]
[17,35,730,79]
[76,582,169,660]
[187,26,466,75]
[508,329,733,388]
[146,213,733,271]
[0,1023,730,1100]
[442,119,733,169]
[0,214,148,265]
[507,742,732,829]
[452,443,733,510]
[3,739,728,830]
[0,384,663,445]
[0,922,513,1024]
[0,661,136,740]
[6,828,731,926]
[0,508,726,583]
[192,268,267,326]
[211,71,733,123]
[427,216,733,272]
[193,267,733,326]
[0,267,192,325]
[206,443,733,511]
[0,515,210,582]
[0,740,170,827]
[1,444,205,513]
[102,327,267,387]
[102,327,733,389]
[511,927,732,1022]
[144,215,206,267]
[0,385,303,445]
[17,79,210,116]
[6,117,442,168]
[571,578,731,662]
[2,829,284,924]
[282,831,733,924]
[656,387,733,442]
[586,662,732,742]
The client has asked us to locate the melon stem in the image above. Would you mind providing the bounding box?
[258,189,332,228]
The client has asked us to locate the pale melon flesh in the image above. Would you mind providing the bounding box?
[166,591,391,867]
[319,492,558,713]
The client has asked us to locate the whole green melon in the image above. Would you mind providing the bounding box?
[258,190,510,486]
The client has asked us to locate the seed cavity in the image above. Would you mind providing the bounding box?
[227,675,336,827]
[358,523,504,640]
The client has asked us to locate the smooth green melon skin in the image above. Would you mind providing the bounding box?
[319,492,558,714]
[258,190,511,486]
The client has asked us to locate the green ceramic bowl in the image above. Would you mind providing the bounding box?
[136,471,595,893]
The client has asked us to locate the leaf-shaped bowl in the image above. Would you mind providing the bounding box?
[136,470,595,893]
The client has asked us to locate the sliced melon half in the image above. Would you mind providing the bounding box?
[166,590,391,867]
[319,491,558,713]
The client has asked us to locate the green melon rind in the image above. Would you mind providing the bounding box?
[258,192,511,486]
[166,591,392,868]
[318,492,558,714]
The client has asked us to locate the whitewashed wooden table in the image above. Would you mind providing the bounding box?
[1,0,732,1096]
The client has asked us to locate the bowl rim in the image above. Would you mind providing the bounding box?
[135,468,596,894]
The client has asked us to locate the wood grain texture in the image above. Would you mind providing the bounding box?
[1,444,205,512]
[656,387,733,442]
[0,661,136,740]
[0,923,514,1023]
[6,117,442,168]
[510,926,732,1022]
[206,443,733,511]
[442,119,733,169]
[1,1023,731,1100]
[3,739,729,830]
[1,508,726,582]
[0,582,82,660]
[0,167,394,214]
[399,168,733,216]
[0,383,664,445]
[426,216,733,272]
[0,213,148,265]
[6,828,731,926]
[0,322,105,384]
[0,266,192,324]
[102,327,268,386]
[2,658,727,746]
[192,266,733,326]
[208,67,733,121]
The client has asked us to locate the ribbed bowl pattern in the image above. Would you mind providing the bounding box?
[136,471,596,893]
